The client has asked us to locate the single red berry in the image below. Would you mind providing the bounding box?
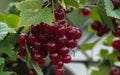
[112,39,120,51]
[62,55,71,63]
[47,41,56,53]
[57,60,64,68]
[54,8,65,20]
[59,46,69,55]
[32,53,42,61]
[91,21,102,31]
[57,35,68,46]
[82,8,91,16]
[55,68,64,75]
[50,53,59,60]
[67,39,77,48]
[74,28,82,39]
[18,34,28,46]
[28,34,36,45]
[56,25,66,37]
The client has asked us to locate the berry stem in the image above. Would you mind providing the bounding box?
[51,0,57,24]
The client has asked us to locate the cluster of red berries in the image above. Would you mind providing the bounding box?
[91,20,110,37]
[111,0,120,9]
[18,7,81,75]
[110,67,120,75]
[111,18,120,63]
[82,8,91,16]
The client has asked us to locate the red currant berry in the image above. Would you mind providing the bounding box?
[112,39,120,51]
[62,55,71,63]
[57,35,68,46]
[28,34,36,45]
[50,53,59,60]
[67,39,77,48]
[18,34,28,46]
[32,53,42,61]
[82,8,91,16]
[54,8,65,20]
[55,68,64,75]
[59,46,69,55]
[91,21,102,31]
[74,28,82,39]
[57,60,64,68]
[47,41,56,53]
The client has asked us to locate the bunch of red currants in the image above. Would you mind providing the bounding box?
[18,7,82,75]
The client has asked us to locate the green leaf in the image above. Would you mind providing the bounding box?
[97,0,114,30]
[16,0,53,25]
[0,57,4,65]
[0,13,7,22]
[104,36,114,46]
[6,14,20,28]
[91,64,110,75]
[0,39,17,60]
[0,64,4,72]
[104,0,120,19]
[90,8,101,22]
[31,61,43,75]
[64,0,79,7]
[0,22,16,40]
[7,29,21,45]
[67,9,89,27]
[108,51,118,62]
[16,1,42,11]
[99,49,109,59]
[81,39,99,52]
[7,3,20,15]
[0,72,14,75]
[0,57,4,72]
[80,0,88,4]
[20,8,53,25]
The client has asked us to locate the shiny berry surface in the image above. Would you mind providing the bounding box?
[112,39,120,51]
[82,8,91,16]
[55,68,64,75]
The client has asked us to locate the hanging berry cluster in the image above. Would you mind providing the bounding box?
[18,7,82,75]
[110,19,120,62]
[91,20,110,37]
